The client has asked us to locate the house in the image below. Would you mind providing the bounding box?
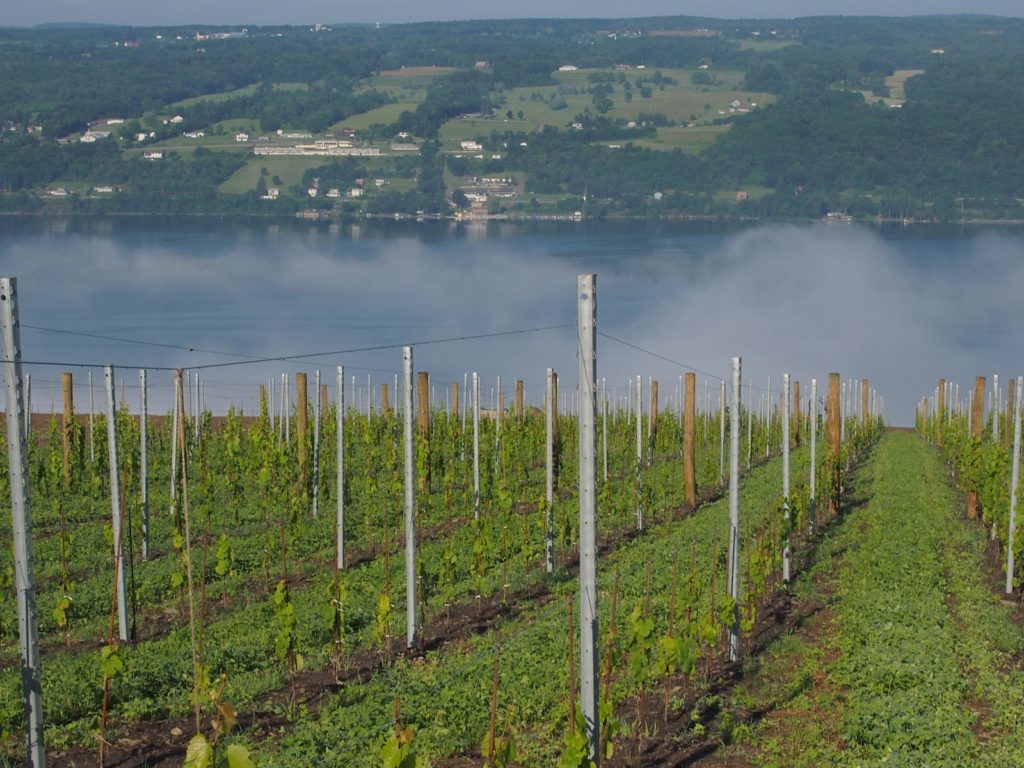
[349,188,364,198]
[235,132,250,142]
[307,187,318,198]
[80,130,111,143]
[558,65,579,72]
[474,61,489,69]
[698,63,710,70]
[136,132,148,142]
[92,186,115,193]
[183,131,205,138]
[261,187,279,200]
[374,178,387,187]
[47,187,71,197]
[730,99,742,109]
[735,191,749,202]
[170,115,184,124]
[326,188,341,198]
[143,151,164,160]
[460,140,482,151]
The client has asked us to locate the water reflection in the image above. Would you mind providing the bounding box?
[0,217,1020,423]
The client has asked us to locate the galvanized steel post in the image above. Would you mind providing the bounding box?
[403,347,418,648]
[312,370,321,517]
[0,278,46,768]
[719,379,726,485]
[810,378,817,534]
[635,373,643,530]
[88,370,95,464]
[1007,376,1023,593]
[473,372,480,520]
[546,367,555,573]
[577,274,599,762]
[336,366,345,570]
[140,369,148,560]
[727,357,742,661]
[104,365,128,642]
[782,373,791,584]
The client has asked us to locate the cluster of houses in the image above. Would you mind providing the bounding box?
[302,177,390,201]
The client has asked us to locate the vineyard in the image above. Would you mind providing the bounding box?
[4,273,1023,767]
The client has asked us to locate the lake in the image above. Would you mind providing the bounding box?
[0,215,1021,424]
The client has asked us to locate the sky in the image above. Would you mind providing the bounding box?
[1,1,1022,28]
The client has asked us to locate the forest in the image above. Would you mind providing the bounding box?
[2,14,1024,219]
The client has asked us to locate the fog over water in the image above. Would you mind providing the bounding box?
[0,218,1021,425]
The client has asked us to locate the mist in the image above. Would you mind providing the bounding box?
[0,220,1021,425]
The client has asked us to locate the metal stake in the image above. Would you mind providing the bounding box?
[546,367,555,573]
[403,348,418,647]
[810,378,817,534]
[140,369,148,560]
[104,366,128,642]
[727,357,741,661]
[312,370,321,517]
[782,373,791,584]
[0,278,46,768]
[1007,376,1023,593]
[577,274,599,762]
[336,366,345,570]
[635,373,643,530]
[473,372,480,520]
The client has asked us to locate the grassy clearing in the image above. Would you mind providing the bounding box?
[219,156,322,193]
[329,102,419,133]
[168,82,310,110]
[737,39,799,51]
[628,124,729,152]
[854,68,926,107]
[439,68,773,153]
[887,68,925,101]
[168,83,261,109]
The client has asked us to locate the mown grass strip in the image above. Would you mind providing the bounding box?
[722,431,1024,768]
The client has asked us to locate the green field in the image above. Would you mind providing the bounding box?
[168,82,309,109]
[853,68,926,107]
[219,155,323,194]
[738,38,799,51]
[437,68,773,154]
[629,124,730,152]
[357,67,455,101]
[330,102,420,133]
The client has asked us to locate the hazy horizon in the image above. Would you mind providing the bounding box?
[1,3,1022,29]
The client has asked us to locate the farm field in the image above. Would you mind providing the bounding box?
[852,68,926,107]
[0,348,879,767]
[435,68,774,154]
[168,83,310,111]
[0,266,1019,768]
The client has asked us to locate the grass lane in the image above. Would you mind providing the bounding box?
[716,431,1024,767]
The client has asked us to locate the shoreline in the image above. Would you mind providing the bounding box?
[3,209,1024,226]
